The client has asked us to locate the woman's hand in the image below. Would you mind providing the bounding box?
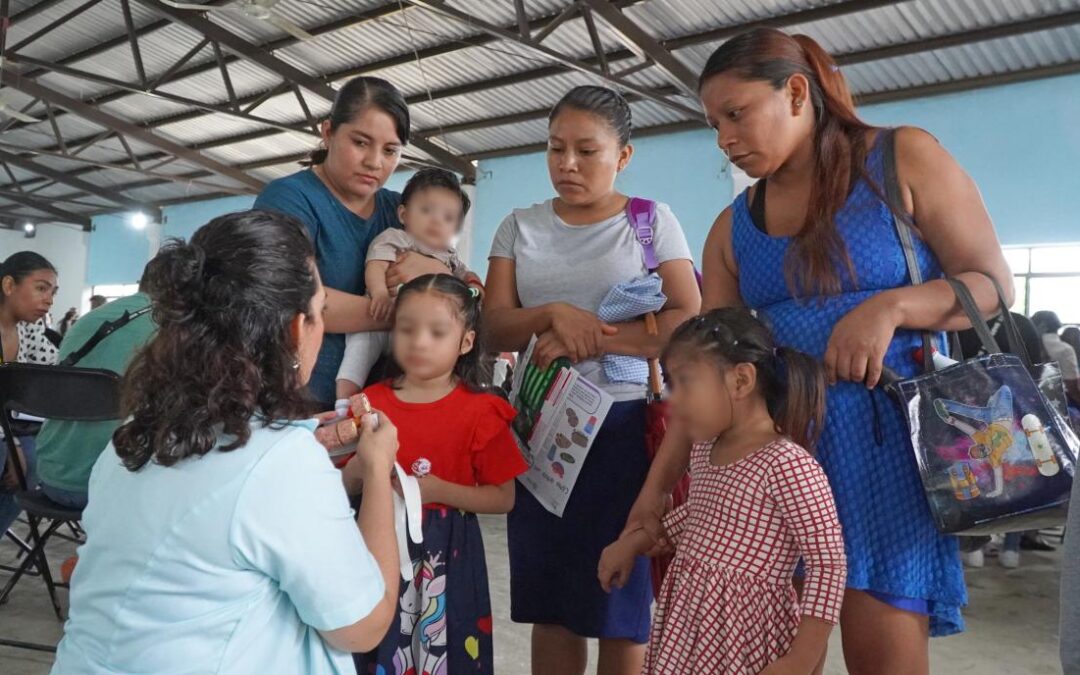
[545,303,617,364]
[386,251,451,293]
[824,293,902,388]
[354,410,398,477]
[622,487,673,556]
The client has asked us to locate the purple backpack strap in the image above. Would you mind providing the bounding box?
[626,197,659,272]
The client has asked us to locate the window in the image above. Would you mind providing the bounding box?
[91,284,139,305]
[1006,245,1080,324]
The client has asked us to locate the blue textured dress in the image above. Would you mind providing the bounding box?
[730,136,967,636]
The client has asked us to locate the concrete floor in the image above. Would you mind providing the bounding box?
[0,516,1066,674]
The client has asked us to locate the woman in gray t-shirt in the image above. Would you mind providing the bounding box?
[484,86,701,674]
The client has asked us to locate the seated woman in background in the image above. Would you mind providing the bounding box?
[0,251,60,535]
[52,210,400,675]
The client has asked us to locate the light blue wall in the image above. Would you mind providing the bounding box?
[860,73,1080,247]
[87,213,156,286]
[87,73,1080,286]
[470,128,732,279]
[162,194,255,242]
[86,171,418,286]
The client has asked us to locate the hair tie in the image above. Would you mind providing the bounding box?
[468,286,481,299]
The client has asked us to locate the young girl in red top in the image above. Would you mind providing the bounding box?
[598,309,847,675]
[351,273,527,675]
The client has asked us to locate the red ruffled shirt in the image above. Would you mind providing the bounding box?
[363,381,527,493]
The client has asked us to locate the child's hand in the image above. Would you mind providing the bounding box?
[597,539,636,593]
[369,290,394,321]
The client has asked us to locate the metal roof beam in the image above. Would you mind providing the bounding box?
[0,190,91,228]
[578,0,697,97]
[14,2,644,157]
[134,0,476,180]
[402,0,703,121]
[0,70,264,191]
[0,148,161,218]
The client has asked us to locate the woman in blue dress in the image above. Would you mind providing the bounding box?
[627,29,1014,675]
[255,76,451,408]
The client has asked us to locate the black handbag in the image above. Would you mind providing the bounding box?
[880,129,1079,535]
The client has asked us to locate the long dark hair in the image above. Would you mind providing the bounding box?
[113,210,318,471]
[662,308,826,451]
[699,28,874,297]
[0,251,56,302]
[308,76,410,165]
[386,274,491,393]
[549,85,633,147]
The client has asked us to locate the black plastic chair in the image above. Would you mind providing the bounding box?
[0,363,120,641]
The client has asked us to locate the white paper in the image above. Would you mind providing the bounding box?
[509,335,614,516]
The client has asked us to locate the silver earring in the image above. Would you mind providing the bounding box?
[291,359,300,370]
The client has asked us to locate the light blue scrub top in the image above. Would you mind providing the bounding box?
[52,419,383,675]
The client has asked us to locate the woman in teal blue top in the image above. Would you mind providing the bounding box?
[53,210,402,675]
[255,76,451,406]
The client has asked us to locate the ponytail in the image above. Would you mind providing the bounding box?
[663,309,828,452]
[699,28,873,297]
[771,346,827,451]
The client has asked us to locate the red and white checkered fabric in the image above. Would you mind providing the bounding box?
[646,439,847,674]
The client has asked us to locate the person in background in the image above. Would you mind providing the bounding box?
[1063,326,1080,355]
[255,76,450,409]
[52,209,400,674]
[0,251,59,536]
[59,308,79,338]
[88,295,107,311]
[1032,311,1080,405]
[957,311,1051,570]
[34,268,161,511]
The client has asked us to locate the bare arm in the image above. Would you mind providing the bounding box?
[482,257,558,352]
[879,127,1014,330]
[483,257,615,360]
[602,259,702,360]
[419,476,516,514]
[701,207,745,312]
[366,260,391,298]
[320,414,400,653]
[324,288,391,334]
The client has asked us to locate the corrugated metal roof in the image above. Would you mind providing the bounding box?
[1,0,1078,222]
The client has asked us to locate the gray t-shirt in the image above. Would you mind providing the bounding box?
[489,198,692,400]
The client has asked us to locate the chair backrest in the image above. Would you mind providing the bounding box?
[0,363,122,422]
[0,363,122,495]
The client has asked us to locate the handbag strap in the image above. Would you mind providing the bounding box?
[59,305,152,368]
[882,128,935,372]
[945,278,1003,355]
[976,271,1036,369]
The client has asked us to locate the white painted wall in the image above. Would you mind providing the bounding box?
[0,224,91,322]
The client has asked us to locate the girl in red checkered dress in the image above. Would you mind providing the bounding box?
[599,309,847,674]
